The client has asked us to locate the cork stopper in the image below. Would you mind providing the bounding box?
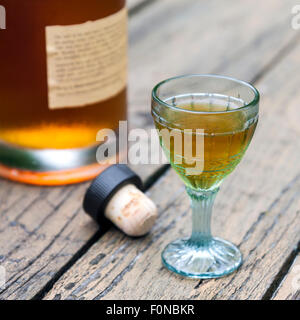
[105,184,157,236]
[83,165,158,236]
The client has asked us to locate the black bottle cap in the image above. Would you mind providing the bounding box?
[83,164,143,225]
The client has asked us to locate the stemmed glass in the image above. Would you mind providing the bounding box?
[151,74,259,278]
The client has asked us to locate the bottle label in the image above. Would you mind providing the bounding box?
[45,7,127,110]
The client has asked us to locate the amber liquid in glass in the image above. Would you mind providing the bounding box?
[154,103,257,190]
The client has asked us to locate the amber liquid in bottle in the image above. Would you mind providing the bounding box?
[154,103,257,190]
[0,0,127,185]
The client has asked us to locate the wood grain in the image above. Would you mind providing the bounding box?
[127,0,141,9]
[44,25,300,300]
[127,0,154,12]
[272,255,300,300]
[0,0,298,299]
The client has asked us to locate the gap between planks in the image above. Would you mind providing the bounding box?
[272,252,300,300]
[264,242,300,300]
[128,0,159,16]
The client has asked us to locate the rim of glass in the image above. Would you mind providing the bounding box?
[152,74,260,114]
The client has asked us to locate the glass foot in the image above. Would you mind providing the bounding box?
[162,237,242,279]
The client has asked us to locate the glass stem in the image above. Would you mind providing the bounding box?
[186,187,219,245]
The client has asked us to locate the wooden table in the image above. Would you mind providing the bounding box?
[0,0,300,300]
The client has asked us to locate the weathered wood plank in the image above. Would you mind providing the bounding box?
[0,0,298,299]
[128,0,297,114]
[127,0,141,9]
[272,255,300,300]
[127,0,151,11]
[44,24,300,300]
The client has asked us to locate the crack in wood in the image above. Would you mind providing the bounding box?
[238,172,300,247]
[1,204,81,298]
[129,0,159,17]
[93,206,190,300]
[250,33,300,84]
[69,241,131,298]
[263,241,300,300]
[31,229,104,300]
[143,164,170,190]
[209,173,300,299]
[0,187,77,296]
[49,189,186,299]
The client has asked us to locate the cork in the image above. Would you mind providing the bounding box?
[83,164,158,237]
[104,184,158,237]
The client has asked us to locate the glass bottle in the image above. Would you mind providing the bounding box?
[0,0,127,185]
